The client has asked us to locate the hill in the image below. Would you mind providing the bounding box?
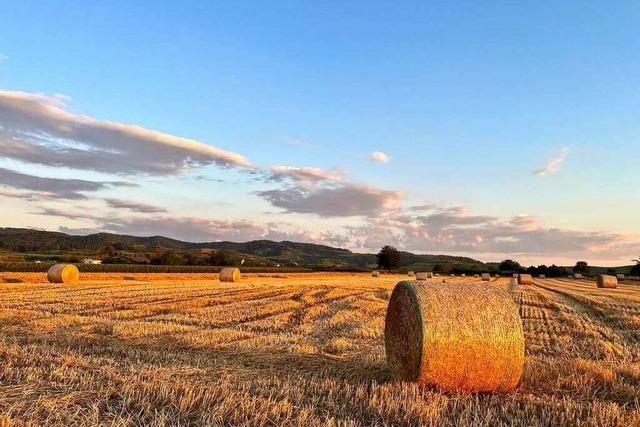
[0,227,483,270]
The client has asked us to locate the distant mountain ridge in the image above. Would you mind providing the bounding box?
[0,227,484,269]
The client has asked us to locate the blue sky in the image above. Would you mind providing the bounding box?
[0,1,639,265]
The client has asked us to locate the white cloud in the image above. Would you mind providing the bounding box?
[0,90,256,175]
[534,147,569,176]
[369,151,391,164]
[269,165,344,183]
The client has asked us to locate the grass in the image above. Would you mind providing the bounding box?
[0,273,638,425]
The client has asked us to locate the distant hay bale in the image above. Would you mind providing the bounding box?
[597,274,617,289]
[573,273,583,279]
[442,278,447,283]
[616,274,625,281]
[47,264,80,284]
[512,273,518,278]
[407,271,415,277]
[372,271,380,278]
[219,267,241,282]
[461,274,466,277]
[416,272,428,281]
[494,274,500,278]
[517,274,532,285]
[538,274,546,279]
[473,274,479,278]
[385,280,524,392]
[481,273,490,281]
[435,273,440,276]
[2,277,24,283]
[450,274,455,277]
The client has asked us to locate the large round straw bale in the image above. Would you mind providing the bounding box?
[372,271,380,277]
[573,273,583,279]
[616,274,625,281]
[385,280,524,392]
[416,272,428,281]
[597,274,617,289]
[47,263,80,284]
[517,274,532,285]
[219,267,241,282]
[481,273,490,281]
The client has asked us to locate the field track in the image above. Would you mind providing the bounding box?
[0,273,639,426]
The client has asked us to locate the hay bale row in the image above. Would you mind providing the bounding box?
[597,274,617,289]
[385,280,524,392]
[220,267,241,282]
[47,264,80,284]
[518,274,532,285]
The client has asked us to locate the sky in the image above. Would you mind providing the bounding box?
[0,1,639,266]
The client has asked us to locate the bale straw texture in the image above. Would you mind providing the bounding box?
[597,275,617,289]
[47,264,80,284]
[518,274,532,285]
[219,267,241,283]
[384,280,524,393]
[481,273,490,281]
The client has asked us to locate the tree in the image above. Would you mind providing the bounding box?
[376,245,401,272]
[499,259,521,273]
[98,245,116,259]
[573,261,590,274]
[631,257,640,277]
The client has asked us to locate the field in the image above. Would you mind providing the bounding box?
[0,273,639,426]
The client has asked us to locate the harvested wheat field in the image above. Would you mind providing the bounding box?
[0,273,639,426]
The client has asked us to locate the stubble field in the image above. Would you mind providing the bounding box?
[0,272,638,426]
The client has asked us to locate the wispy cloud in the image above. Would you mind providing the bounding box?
[0,167,133,200]
[105,198,167,214]
[284,137,312,148]
[534,147,569,176]
[0,54,7,63]
[0,90,256,176]
[369,151,391,164]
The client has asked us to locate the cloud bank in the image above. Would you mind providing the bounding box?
[0,90,256,176]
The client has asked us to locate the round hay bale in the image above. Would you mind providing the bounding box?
[47,264,80,284]
[441,278,447,283]
[372,271,380,278]
[512,273,518,278]
[461,274,466,277]
[573,273,583,279]
[384,280,524,392]
[517,274,532,285]
[415,272,428,281]
[407,271,415,277]
[481,273,490,281]
[616,274,625,281]
[597,274,617,289]
[538,274,546,279]
[219,267,241,282]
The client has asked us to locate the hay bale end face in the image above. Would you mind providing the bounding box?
[481,273,490,281]
[47,264,80,284]
[416,272,428,281]
[597,274,617,289]
[385,280,524,393]
[219,267,241,282]
[517,274,532,285]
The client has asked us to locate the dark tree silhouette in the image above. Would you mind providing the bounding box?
[573,261,590,274]
[376,245,401,272]
[499,259,521,273]
[631,257,640,277]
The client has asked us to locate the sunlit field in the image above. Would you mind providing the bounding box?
[0,273,639,425]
